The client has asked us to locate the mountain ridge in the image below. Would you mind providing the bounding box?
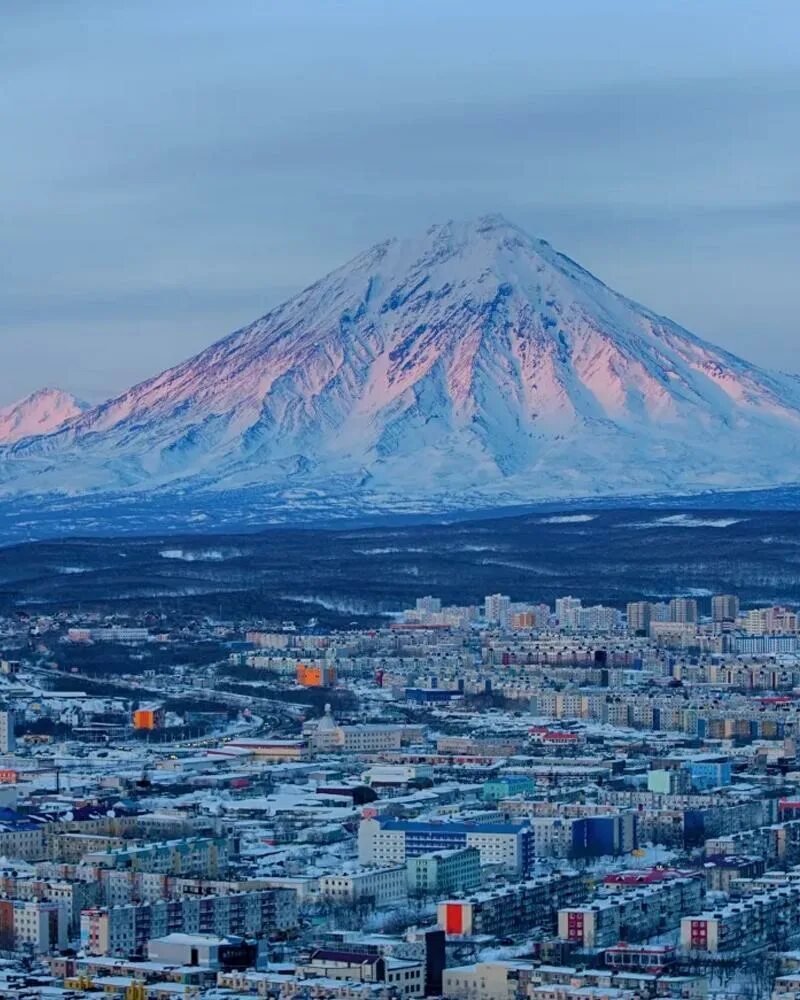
[2,215,799,512]
[0,387,88,446]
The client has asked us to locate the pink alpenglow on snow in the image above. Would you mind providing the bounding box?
[2,215,800,508]
[0,387,88,445]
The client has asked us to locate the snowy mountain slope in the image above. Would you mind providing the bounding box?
[2,215,799,511]
[0,388,87,445]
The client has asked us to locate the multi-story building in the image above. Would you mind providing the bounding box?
[484,594,511,627]
[406,848,481,897]
[535,813,637,859]
[307,707,424,753]
[80,870,293,907]
[358,817,535,875]
[743,606,800,636]
[0,710,15,754]
[576,605,620,632]
[558,876,705,949]
[682,755,732,791]
[297,663,336,687]
[80,887,297,956]
[669,598,698,624]
[651,601,671,622]
[0,818,46,861]
[443,961,538,1000]
[482,775,535,802]
[510,611,536,630]
[300,949,425,998]
[712,594,740,622]
[439,871,586,938]
[649,621,699,647]
[627,602,652,634]
[443,960,703,1000]
[68,626,150,643]
[0,899,67,954]
[0,877,100,935]
[681,881,800,953]
[318,866,407,906]
[647,768,691,796]
[82,836,232,877]
[705,819,800,867]
[555,597,582,629]
[132,706,165,730]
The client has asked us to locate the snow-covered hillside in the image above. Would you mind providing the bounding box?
[2,215,799,511]
[0,388,87,445]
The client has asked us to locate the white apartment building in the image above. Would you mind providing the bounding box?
[358,817,533,876]
[555,597,582,628]
[12,899,67,954]
[318,866,407,906]
[484,594,511,627]
[576,605,620,632]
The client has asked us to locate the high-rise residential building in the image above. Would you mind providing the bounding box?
[507,603,550,630]
[766,606,799,634]
[577,605,619,632]
[484,594,511,627]
[627,602,652,633]
[669,597,698,624]
[0,710,15,754]
[745,606,800,636]
[6,899,66,954]
[555,596,582,629]
[712,594,740,622]
[741,607,798,635]
[651,602,671,622]
[510,611,536,630]
[743,609,766,635]
[416,596,442,614]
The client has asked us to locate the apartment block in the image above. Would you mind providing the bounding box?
[358,817,535,876]
[559,876,705,949]
[406,847,481,896]
[318,866,407,906]
[681,882,800,953]
[80,887,297,956]
[438,871,586,938]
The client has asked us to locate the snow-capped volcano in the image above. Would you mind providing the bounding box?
[2,215,800,511]
[0,387,87,445]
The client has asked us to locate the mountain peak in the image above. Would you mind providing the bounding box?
[0,387,88,445]
[418,212,537,250]
[1,217,799,515]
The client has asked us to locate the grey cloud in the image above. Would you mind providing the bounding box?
[1,1,799,404]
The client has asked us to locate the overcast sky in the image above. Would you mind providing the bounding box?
[1,0,798,404]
